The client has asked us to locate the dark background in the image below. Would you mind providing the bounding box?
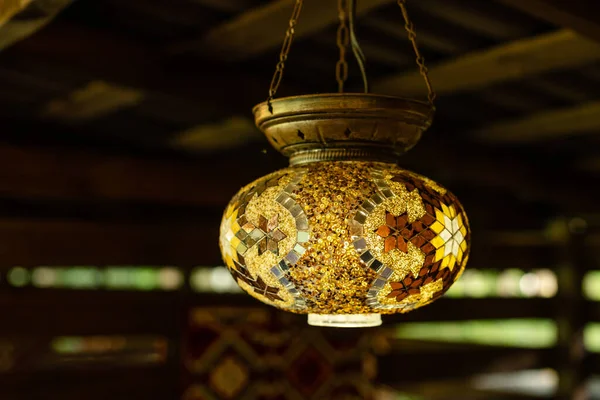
[0,0,598,398]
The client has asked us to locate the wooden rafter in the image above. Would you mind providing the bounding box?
[472,101,600,143]
[372,29,600,98]
[497,0,600,44]
[0,218,221,266]
[169,0,394,60]
[578,158,600,173]
[0,0,72,50]
[0,0,33,27]
[0,142,277,207]
[5,23,273,118]
[400,137,596,213]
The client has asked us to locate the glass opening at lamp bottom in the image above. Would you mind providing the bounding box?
[307,313,382,328]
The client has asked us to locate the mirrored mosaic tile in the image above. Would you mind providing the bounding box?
[219,162,469,316]
[353,238,367,253]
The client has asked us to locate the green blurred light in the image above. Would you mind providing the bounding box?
[444,275,465,298]
[462,270,496,298]
[397,395,423,400]
[51,337,83,354]
[63,267,100,289]
[190,267,211,292]
[133,268,158,291]
[158,267,184,290]
[7,267,30,287]
[584,271,600,301]
[104,268,133,289]
[31,267,58,288]
[396,319,557,348]
[585,324,600,352]
[497,268,525,297]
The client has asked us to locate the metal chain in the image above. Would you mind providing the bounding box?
[336,0,349,92]
[267,0,304,113]
[397,0,436,106]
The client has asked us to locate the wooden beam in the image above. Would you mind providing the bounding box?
[408,0,536,40]
[361,12,482,55]
[377,344,554,384]
[577,157,600,173]
[0,291,182,335]
[0,0,71,50]
[497,0,600,44]
[42,80,144,122]
[0,218,221,266]
[190,0,251,13]
[170,116,262,152]
[0,367,179,400]
[387,298,558,322]
[472,101,600,143]
[555,218,591,396]
[0,0,33,27]
[0,142,279,208]
[401,137,597,213]
[169,0,394,59]
[4,23,272,117]
[0,291,256,336]
[372,29,600,98]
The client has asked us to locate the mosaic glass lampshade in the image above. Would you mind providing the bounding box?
[219,94,470,327]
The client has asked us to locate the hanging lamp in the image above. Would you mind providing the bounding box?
[219,0,470,327]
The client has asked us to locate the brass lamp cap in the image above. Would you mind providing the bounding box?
[253,93,433,164]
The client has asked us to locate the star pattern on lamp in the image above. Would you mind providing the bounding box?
[256,214,287,256]
[430,204,467,271]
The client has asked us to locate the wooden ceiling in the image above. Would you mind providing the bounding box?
[0,0,598,236]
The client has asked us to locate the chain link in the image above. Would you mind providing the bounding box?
[267,0,304,113]
[336,0,349,92]
[397,0,436,106]
[267,0,303,113]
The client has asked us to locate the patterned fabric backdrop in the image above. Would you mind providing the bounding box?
[182,307,377,400]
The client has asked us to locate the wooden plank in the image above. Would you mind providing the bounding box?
[170,116,262,152]
[0,0,33,27]
[4,23,272,117]
[0,218,221,266]
[0,291,260,336]
[472,101,600,143]
[555,218,592,396]
[372,29,600,98]
[401,138,597,213]
[386,298,558,322]
[497,0,600,44]
[377,343,554,384]
[190,0,251,13]
[469,244,558,270]
[0,290,184,335]
[169,0,394,59]
[0,367,179,400]
[577,157,600,173]
[41,80,144,122]
[408,0,537,40]
[0,0,71,50]
[0,142,278,208]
